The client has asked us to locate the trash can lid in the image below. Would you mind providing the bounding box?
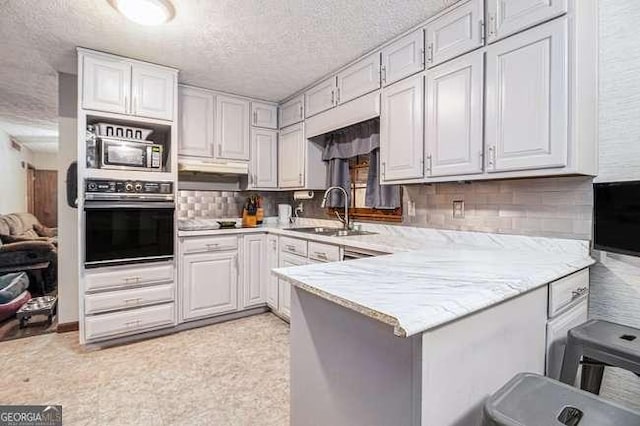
[484,373,640,426]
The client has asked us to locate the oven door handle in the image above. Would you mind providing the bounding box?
[84,201,175,210]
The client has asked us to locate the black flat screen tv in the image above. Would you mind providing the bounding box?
[594,181,640,256]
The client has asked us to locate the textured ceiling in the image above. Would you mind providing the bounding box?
[0,0,456,150]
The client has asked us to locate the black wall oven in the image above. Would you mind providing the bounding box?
[84,179,174,268]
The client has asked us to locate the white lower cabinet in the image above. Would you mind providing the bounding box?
[181,247,239,321]
[546,299,588,380]
[278,251,308,319]
[85,303,175,342]
[266,235,279,310]
[242,234,267,309]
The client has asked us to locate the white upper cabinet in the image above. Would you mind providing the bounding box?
[487,0,568,43]
[337,53,382,105]
[305,77,337,118]
[216,95,251,161]
[251,101,278,129]
[178,86,214,158]
[131,64,175,120]
[81,51,176,121]
[279,123,305,188]
[250,128,278,189]
[380,74,424,182]
[280,95,305,128]
[82,55,131,115]
[485,17,568,173]
[381,29,425,87]
[426,51,484,177]
[182,251,238,321]
[242,234,266,309]
[425,0,484,68]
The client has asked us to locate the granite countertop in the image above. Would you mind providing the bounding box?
[179,217,595,337]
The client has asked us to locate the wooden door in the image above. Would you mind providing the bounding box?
[485,17,568,172]
[426,51,484,177]
[34,170,57,227]
[305,76,337,118]
[487,0,568,43]
[242,234,266,309]
[337,52,381,105]
[250,128,278,189]
[381,29,425,86]
[278,123,305,188]
[178,86,215,158]
[216,95,251,161]
[182,251,238,321]
[425,0,484,68]
[26,166,35,215]
[131,64,175,120]
[380,73,424,182]
[82,55,131,114]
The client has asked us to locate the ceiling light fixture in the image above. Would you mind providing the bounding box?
[110,0,175,26]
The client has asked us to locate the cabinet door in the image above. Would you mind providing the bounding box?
[381,29,425,87]
[487,0,568,43]
[250,128,278,189]
[266,235,279,310]
[305,77,337,118]
[546,300,588,380]
[131,64,175,120]
[82,55,131,115]
[278,253,307,319]
[251,101,278,129]
[279,95,304,128]
[425,0,484,68]
[216,95,251,161]
[242,234,266,309]
[178,87,214,158]
[426,51,484,177]
[380,74,424,182]
[182,251,238,320]
[485,18,567,172]
[337,53,381,105]
[279,123,305,188]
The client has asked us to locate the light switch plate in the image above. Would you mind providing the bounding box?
[453,200,464,218]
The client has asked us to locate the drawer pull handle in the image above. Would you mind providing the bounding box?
[122,276,141,283]
[286,245,296,251]
[124,297,142,304]
[125,320,141,327]
[571,287,588,300]
[315,252,328,259]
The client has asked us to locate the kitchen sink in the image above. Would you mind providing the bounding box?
[289,227,376,237]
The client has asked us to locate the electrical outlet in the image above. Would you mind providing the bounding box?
[452,200,464,218]
[407,199,416,217]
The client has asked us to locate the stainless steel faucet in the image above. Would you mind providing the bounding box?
[320,186,350,230]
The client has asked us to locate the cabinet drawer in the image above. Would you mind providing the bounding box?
[85,283,175,315]
[308,242,341,263]
[85,302,175,341]
[548,269,589,318]
[280,237,308,257]
[181,236,238,254]
[85,263,173,292]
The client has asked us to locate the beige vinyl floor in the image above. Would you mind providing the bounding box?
[0,313,290,426]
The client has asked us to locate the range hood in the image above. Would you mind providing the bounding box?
[178,158,249,175]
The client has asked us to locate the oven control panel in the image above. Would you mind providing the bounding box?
[85,179,173,200]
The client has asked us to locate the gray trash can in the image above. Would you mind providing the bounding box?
[483,373,640,426]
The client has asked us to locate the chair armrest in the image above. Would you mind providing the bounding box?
[0,241,56,253]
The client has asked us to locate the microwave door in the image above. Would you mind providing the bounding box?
[104,144,145,168]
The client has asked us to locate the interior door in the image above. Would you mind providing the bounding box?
[243,235,266,308]
[82,55,131,114]
[131,64,175,120]
[250,128,278,189]
[425,0,484,68]
[278,123,305,188]
[381,29,425,87]
[337,53,382,105]
[216,95,251,161]
[305,77,337,118]
[380,73,424,182]
[426,51,484,177]
[485,17,568,173]
[182,251,238,320]
[487,0,568,43]
[33,170,58,228]
[178,87,214,158]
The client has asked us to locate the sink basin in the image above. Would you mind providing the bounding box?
[289,227,376,237]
